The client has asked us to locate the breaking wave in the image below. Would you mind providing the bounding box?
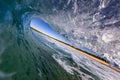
[0,0,120,80]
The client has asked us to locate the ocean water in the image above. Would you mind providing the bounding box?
[0,0,120,80]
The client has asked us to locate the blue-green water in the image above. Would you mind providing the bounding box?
[0,0,120,80]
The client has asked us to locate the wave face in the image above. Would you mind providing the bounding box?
[0,0,120,80]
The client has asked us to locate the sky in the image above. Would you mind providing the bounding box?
[30,18,70,44]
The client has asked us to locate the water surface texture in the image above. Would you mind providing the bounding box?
[0,0,120,80]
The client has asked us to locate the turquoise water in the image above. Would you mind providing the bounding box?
[0,0,120,80]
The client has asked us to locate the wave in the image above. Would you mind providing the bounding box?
[0,0,120,80]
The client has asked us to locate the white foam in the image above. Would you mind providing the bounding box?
[52,45,120,80]
[0,71,15,79]
[102,33,114,43]
[52,54,74,74]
